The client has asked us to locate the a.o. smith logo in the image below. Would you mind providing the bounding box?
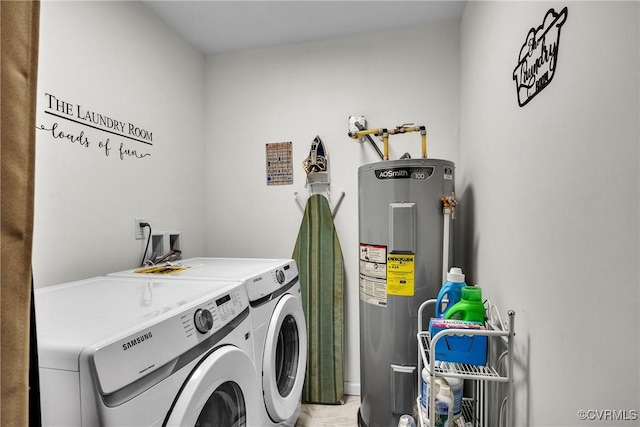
[122,331,153,351]
[375,167,434,180]
[513,7,568,107]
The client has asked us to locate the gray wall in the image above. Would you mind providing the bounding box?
[34,1,207,286]
[460,2,639,425]
[204,22,461,395]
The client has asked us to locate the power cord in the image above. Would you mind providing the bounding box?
[154,249,183,264]
[139,222,152,267]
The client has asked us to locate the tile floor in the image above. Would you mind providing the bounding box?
[295,395,360,427]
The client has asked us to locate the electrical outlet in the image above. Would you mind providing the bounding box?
[134,218,147,240]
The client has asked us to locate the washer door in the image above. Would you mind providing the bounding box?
[165,346,261,427]
[263,293,307,423]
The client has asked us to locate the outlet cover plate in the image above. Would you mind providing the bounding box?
[135,218,146,240]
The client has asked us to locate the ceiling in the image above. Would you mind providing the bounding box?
[141,1,467,55]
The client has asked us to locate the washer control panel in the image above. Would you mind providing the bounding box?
[182,288,246,338]
[91,283,248,395]
[194,308,214,333]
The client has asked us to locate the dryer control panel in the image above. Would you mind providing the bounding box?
[245,260,298,302]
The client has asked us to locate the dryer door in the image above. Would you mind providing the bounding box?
[263,293,307,423]
[165,345,261,427]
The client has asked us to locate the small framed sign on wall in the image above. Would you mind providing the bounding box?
[266,141,293,185]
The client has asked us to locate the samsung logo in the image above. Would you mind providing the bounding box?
[252,277,263,283]
[122,332,153,351]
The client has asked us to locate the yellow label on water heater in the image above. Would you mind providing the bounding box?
[386,254,415,296]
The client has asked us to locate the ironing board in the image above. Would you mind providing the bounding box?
[292,193,344,404]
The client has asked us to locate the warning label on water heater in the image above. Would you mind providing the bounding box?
[359,245,416,305]
[359,244,388,306]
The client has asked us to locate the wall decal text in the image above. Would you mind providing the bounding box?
[36,93,152,160]
[513,7,568,107]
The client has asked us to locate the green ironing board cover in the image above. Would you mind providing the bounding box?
[292,193,345,404]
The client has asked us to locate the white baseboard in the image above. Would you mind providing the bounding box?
[344,382,360,396]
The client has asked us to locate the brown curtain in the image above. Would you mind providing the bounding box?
[1,1,41,425]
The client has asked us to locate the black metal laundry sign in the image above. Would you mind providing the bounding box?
[36,92,152,160]
[513,7,568,107]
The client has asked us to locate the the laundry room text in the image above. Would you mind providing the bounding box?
[36,92,153,161]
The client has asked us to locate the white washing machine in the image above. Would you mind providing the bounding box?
[34,276,262,426]
[109,257,307,427]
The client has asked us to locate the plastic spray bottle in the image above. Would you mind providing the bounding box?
[420,369,445,422]
[443,376,463,421]
[397,414,416,427]
[434,383,454,427]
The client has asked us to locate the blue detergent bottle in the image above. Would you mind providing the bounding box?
[435,267,467,318]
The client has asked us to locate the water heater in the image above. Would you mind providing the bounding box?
[357,158,455,427]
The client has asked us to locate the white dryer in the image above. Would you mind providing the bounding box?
[109,257,307,427]
[35,276,262,427]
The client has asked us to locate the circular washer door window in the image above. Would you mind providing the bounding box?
[196,381,245,427]
[165,345,261,427]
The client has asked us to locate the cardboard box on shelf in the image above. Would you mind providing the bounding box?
[429,318,487,366]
